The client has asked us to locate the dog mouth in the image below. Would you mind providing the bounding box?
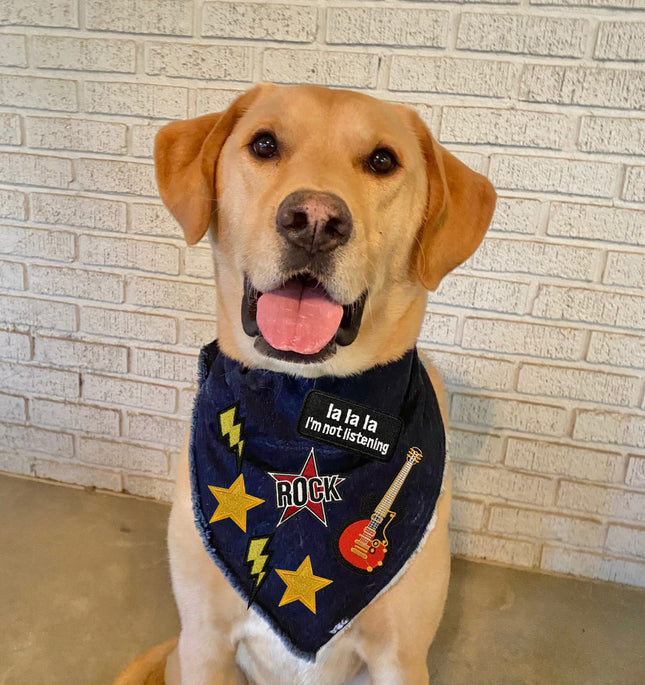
[241,274,366,363]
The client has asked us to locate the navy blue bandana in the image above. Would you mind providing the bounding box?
[190,341,445,659]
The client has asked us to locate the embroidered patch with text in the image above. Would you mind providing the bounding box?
[297,390,403,462]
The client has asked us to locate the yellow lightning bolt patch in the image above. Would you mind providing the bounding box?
[244,533,275,607]
[218,402,246,473]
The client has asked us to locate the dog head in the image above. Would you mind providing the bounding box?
[155,84,495,377]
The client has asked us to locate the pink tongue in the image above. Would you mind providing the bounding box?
[256,279,343,355]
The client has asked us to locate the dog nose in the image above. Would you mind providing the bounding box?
[276,190,352,254]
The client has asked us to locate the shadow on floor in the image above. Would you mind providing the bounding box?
[1,475,643,684]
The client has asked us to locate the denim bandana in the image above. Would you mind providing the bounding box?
[190,341,446,660]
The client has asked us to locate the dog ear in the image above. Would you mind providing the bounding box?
[411,113,496,291]
[154,85,269,245]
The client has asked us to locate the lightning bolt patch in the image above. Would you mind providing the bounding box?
[218,402,246,473]
[244,533,275,607]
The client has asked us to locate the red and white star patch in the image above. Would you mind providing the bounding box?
[269,447,344,527]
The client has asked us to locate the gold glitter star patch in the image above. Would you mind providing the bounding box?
[208,474,264,532]
[275,555,333,614]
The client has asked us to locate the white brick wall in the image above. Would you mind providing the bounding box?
[0,0,643,589]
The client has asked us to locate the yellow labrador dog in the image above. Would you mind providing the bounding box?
[115,84,495,685]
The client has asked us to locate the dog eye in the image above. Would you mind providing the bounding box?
[250,132,278,159]
[367,148,397,175]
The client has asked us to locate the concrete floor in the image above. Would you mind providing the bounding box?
[1,475,643,685]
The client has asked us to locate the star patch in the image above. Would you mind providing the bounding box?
[268,447,344,528]
[275,555,333,614]
[208,474,264,532]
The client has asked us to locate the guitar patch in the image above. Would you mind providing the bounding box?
[190,341,445,660]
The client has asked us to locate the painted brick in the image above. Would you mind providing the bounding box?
[328,7,448,48]
[595,22,645,61]
[426,350,515,391]
[440,108,568,150]
[558,481,645,523]
[587,332,645,370]
[77,158,157,197]
[0,260,24,290]
[434,275,529,314]
[0,152,72,189]
[184,247,214,280]
[133,348,197,383]
[450,498,485,531]
[0,423,73,457]
[263,49,378,88]
[30,265,123,303]
[131,123,163,158]
[0,392,26,423]
[531,0,642,6]
[130,203,183,239]
[0,113,20,144]
[489,506,605,548]
[452,394,569,436]
[85,81,187,119]
[625,456,645,487]
[519,65,645,110]
[622,166,645,203]
[390,56,514,98]
[33,459,121,491]
[518,364,640,407]
[25,117,127,155]
[0,225,74,262]
[31,193,127,232]
[548,203,645,246]
[78,437,167,475]
[0,0,77,28]
[449,150,486,174]
[127,412,186,448]
[469,238,600,281]
[450,429,504,464]
[181,318,218,348]
[34,337,127,373]
[506,437,622,482]
[178,388,196,418]
[204,2,317,42]
[458,13,588,57]
[79,235,180,275]
[81,307,176,344]
[604,251,645,288]
[0,74,77,112]
[578,117,645,156]
[573,410,645,448]
[452,462,556,505]
[0,295,76,331]
[85,0,192,35]
[0,34,26,67]
[145,43,251,81]
[32,36,135,73]
[489,155,618,198]
[452,531,536,567]
[606,525,645,558]
[0,330,30,361]
[542,547,645,588]
[195,88,244,116]
[533,285,645,328]
[83,374,176,413]
[31,399,120,437]
[418,312,458,345]
[127,276,216,314]
[0,451,31,476]
[123,473,174,501]
[0,189,26,220]
[0,360,77,398]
